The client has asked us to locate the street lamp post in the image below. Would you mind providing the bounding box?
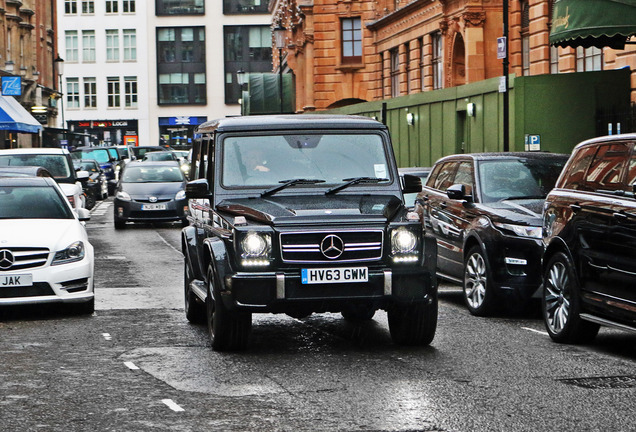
[273,24,286,114]
[54,55,65,131]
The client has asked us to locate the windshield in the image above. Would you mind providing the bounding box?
[121,165,184,183]
[221,133,390,187]
[0,154,72,179]
[0,185,73,219]
[478,158,566,203]
[144,152,175,161]
[73,149,111,164]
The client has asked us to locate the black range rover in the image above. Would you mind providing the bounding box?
[181,115,438,351]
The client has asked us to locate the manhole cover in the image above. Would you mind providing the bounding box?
[559,375,636,389]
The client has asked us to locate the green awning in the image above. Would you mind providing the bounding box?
[550,0,636,49]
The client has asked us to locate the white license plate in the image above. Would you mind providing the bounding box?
[1,274,33,287]
[141,203,167,210]
[301,267,368,284]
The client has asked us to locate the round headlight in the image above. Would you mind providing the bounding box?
[392,228,417,254]
[242,232,268,257]
[67,242,85,258]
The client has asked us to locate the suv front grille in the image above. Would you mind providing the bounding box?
[280,230,383,263]
[0,247,49,271]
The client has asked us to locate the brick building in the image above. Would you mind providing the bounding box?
[270,0,636,113]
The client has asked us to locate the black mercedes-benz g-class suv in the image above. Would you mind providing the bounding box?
[181,115,437,351]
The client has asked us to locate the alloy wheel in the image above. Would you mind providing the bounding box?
[544,261,570,334]
[464,252,487,309]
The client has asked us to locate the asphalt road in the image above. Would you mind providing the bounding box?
[1,199,635,432]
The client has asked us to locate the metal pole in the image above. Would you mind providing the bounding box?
[279,48,284,114]
[59,74,65,129]
[503,0,509,152]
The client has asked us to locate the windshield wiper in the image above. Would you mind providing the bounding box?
[325,177,388,195]
[261,178,325,197]
[501,195,545,201]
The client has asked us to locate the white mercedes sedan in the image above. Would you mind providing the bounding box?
[0,174,94,314]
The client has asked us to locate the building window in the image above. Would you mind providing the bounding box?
[432,32,442,90]
[390,48,399,97]
[108,77,121,107]
[106,0,118,13]
[576,46,603,71]
[123,29,137,61]
[419,37,425,91]
[82,30,96,63]
[157,26,207,105]
[341,17,362,64]
[124,76,138,108]
[550,45,559,74]
[404,43,410,94]
[106,30,120,62]
[82,0,95,14]
[65,31,79,62]
[223,0,268,14]
[223,25,272,104]
[83,77,97,108]
[522,35,530,76]
[67,78,80,109]
[65,0,78,14]
[123,0,135,13]
[156,0,204,15]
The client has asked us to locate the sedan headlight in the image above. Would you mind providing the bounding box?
[52,241,85,265]
[390,227,420,263]
[494,222,542,239]
[116,191,131,201]
[175,190,186,200]
[239,231,272,267]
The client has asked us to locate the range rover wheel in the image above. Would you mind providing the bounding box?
[542,252,599,344]
[206,266,252,351]
[388,294,437,346]
[184,259,205,324]
[463,246,496,316]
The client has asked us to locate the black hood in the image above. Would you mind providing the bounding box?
[480,198,544,225]
[217,194,404,225]
[121,182,185,200]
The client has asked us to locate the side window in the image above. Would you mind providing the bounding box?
[584,143,629,192]
[190,139,201,179]
[206,135,215,185]
[453,161,474,197]
[625,143,636,188]
[425,163,443,187]
[561,145,598,190]
[432,162,457,191]
[198,137,209,180]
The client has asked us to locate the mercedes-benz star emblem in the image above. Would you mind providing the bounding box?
[149,196,158,203]
[0,249,15,270]
[320,235,344,259]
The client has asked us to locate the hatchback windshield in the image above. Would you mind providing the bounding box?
[478,158,566,203]
[221,133,390,187]
[0,185,73,219]
[0,154,72,179]
[122,166,184,183]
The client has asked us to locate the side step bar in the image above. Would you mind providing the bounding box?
[580,313,636,333]
[190,279,207,303]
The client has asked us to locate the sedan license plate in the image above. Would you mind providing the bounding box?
[1,274,33,287]
[301,267,368,284]
[141,203,167,211]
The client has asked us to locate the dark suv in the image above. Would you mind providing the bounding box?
[542,134,636,343]
[417,152,568,315]
[182,115,438,351]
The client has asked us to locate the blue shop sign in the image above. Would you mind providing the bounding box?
[2,76,21,96]
[159,116,207,126]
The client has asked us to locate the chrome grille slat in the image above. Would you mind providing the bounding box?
[280,229,383,263]
[0,247,50,271]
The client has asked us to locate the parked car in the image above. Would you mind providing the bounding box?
[142,151,179,162]
[417,152,568,315]
[542,134,636,343]
[0,148,88,211]
[0,175,94,314]
[399,167,431,209]
[182,114,437,351]
[113,160,188,229]
[71,146,119,195]
[172,150,191,179]
[73,159,108,209]
[128,145,170,161]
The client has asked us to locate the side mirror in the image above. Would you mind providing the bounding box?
[446,183,472,202]
[76,208,91,221]
[76,170,89,180]
[185,178,210,199]
[402,174,422,194]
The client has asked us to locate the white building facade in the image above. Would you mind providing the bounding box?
[58,0,272,148]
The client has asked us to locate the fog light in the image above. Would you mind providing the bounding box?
[117,207,124,217]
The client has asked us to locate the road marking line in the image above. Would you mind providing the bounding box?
[124,361,139,370]
[162,399,185,412]
[102,333,112,340]
[522,327,549,336]
[156,231,183,256]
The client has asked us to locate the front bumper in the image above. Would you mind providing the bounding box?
[218,266,436,313]
[0,257,94,306]
[114,198,188,223]
[486,235,543,300]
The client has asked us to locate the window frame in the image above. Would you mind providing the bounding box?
[66,78,80,109]
[82,30,96,63]
[341,17,362,65]
[106,29,120,62]
[107,77,121,108]
[83,77,97,108]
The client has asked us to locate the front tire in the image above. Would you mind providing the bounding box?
[542,252,599,343]
[463,246,496,316]
[206,265,252,351]
[388,295,437,346]
[184,259,205,324]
